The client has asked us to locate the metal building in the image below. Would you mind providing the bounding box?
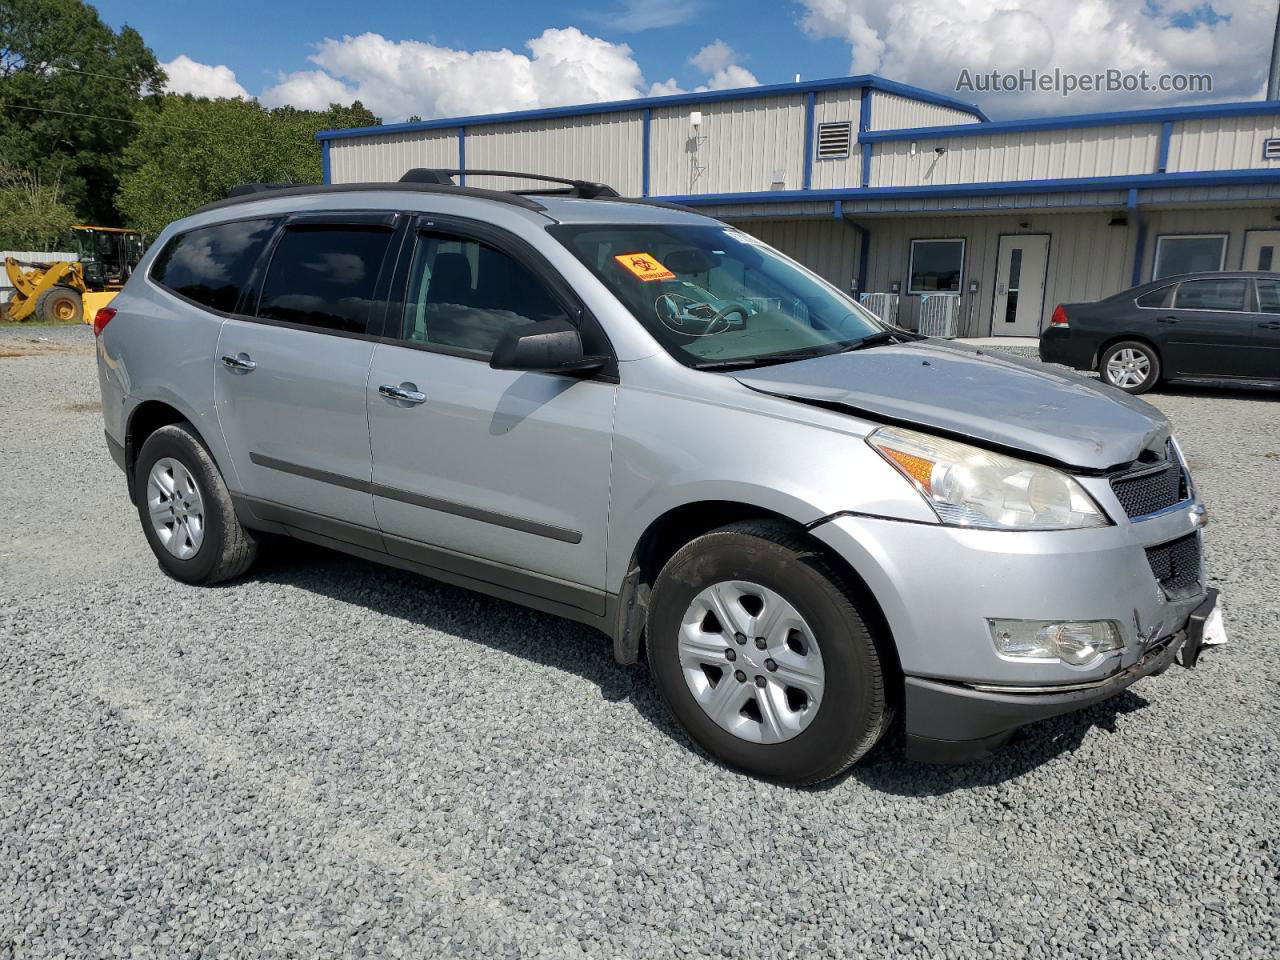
[317,75,1280,337]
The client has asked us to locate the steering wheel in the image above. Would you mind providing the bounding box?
[655,294,750,337]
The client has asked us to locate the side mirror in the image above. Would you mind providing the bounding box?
[489,318,607,375]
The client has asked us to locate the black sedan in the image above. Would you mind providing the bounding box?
[1040,272,1280,394]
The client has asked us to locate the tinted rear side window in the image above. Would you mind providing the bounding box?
[1173,279,1247,312]
[1135,285,1174,309]
[150,218,277,312]
[256,226,393,334]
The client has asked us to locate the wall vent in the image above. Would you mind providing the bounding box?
[816,121,853,159]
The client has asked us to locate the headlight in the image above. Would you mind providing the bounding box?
[867,426,1109,530]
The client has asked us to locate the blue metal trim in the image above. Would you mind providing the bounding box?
[802,92,815,190]
[320,139,330,185]
[858,99,1280,144]
[457,127,466,185]
[1131,219,1148,287]
[641,108,651,197]
[1157,120,1173,173]
[655,168,1280,206]
[859,88,873,188]
[314,75,986,141]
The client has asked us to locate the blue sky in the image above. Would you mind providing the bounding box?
[90,0,1270,122]
[94,0,848,98]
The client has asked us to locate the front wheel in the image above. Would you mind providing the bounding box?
[1100,340,1160,394]
[646,520,892,785]
[36,285,83,324]
[134,423,257,585]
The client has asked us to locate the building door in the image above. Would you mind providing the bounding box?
[1242,230,1280,272]
[991,234,1050,336]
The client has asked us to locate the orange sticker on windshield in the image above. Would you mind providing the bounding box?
[614,252,675,282]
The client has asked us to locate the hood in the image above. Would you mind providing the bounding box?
[734,340,1169,470]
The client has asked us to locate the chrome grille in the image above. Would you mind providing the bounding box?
[1110,450,1188,520]
[1145,533,1202,594]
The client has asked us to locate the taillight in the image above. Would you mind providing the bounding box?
[92,307,116,337]
[1049,305,1069,328]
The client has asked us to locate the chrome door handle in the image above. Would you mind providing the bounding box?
[221,353,257,370]
[1259,321,1280,329]
[1156,317,1180,324]
[379,384,427,404]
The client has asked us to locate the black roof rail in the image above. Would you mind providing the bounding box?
[401,168,620,199]
[225,182,298,198]
[192,180,549,216]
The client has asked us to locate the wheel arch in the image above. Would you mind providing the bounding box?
[1093,332,1162,373]
[610,501,903,692]
[124,399,221,501]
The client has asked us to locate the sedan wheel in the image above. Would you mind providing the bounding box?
[1101,341,1160,395]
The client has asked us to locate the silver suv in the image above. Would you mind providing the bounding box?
[94,170,1218,784]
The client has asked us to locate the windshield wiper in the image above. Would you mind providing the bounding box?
[838,329,922,352]
[691,346,840,371]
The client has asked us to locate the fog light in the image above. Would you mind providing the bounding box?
[989,619,1123,666]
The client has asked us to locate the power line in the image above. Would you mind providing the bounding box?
[0,101,314,144]
[4,62,159,86]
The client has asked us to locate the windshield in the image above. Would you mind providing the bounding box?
[550,223,888,368]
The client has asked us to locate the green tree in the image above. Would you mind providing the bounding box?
[116,97,379,236]
[0,0,164,224]
[0,158,76,249]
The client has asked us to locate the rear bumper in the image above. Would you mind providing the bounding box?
[904,589,1218,763]
[1038,327,1092,370]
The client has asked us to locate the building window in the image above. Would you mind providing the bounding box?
[908,239,965,294]
[1152,234,1227,280]
[816,122,852,159]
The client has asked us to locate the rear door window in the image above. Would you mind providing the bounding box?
[1172,279,1247,312]
[1255,279,1280,314]
[256,225,394,334]
[150,218,277,313]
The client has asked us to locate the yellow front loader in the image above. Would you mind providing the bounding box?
[1,226,144,324]
[2,256,88,323]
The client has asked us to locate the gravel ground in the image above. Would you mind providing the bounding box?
[2,324,1278,959]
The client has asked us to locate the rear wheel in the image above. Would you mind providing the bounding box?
[36,285,83,324]
[1100,340,1160,394]
[647,520,891,785]
[134,423,257,585]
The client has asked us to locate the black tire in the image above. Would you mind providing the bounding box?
[1099,340,1160,395]
[133,423,257,585]
[36,285,83,324]
[646,520,892,785]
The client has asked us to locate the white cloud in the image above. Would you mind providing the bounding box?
[690,40,737,74]
[260,27,649,120]
[160,54,250,99]
[596,0,703,32]
[797,0,1274,116]
[647,40,760,97]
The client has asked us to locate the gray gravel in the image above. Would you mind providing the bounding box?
[2,324,1278,959]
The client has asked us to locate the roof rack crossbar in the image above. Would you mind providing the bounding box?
[399,168,620,199]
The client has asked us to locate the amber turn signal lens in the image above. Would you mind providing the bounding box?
[879,447,935,492]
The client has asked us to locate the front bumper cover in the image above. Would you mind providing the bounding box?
[904,589,1218,763]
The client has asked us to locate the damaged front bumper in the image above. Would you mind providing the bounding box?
[904,589,1220,763]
